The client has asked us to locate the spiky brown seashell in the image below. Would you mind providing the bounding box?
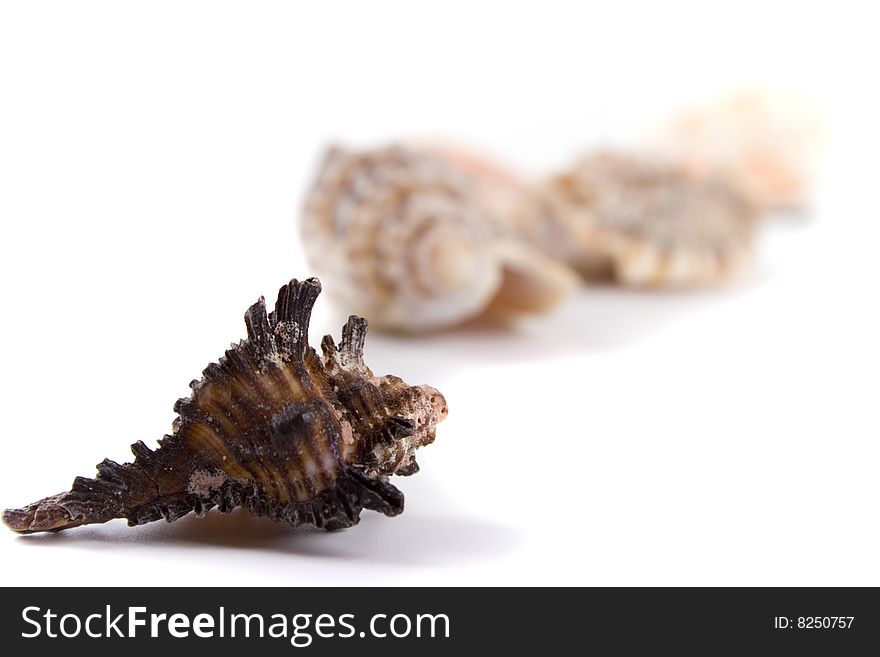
[3,278,447,534]
[301,144,578,332]
[512,151,759,287]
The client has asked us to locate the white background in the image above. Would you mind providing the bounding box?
[1,1,878,586]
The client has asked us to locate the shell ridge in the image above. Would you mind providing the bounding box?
[243,295,274,363]
[271,278,321,360]
[339,315,369,372]
[219,354,297,502]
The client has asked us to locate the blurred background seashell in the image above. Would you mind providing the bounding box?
[647,89,826,211]
[301,144,578,332]
[510,151,760,288]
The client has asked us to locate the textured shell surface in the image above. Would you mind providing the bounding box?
[3,278,447,534]
[301,144,577,332]
[513,151,759,288]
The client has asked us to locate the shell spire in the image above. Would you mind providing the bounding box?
[4,278,447,534]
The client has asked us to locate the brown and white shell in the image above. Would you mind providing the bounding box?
[3,278,447,534]
[300,145,578,332]
[510,151,759,288]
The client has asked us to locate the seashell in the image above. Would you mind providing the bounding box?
[3,278,447,534]
[511,151,759,288]
[649,89,825,211]
[300,144,578,332]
